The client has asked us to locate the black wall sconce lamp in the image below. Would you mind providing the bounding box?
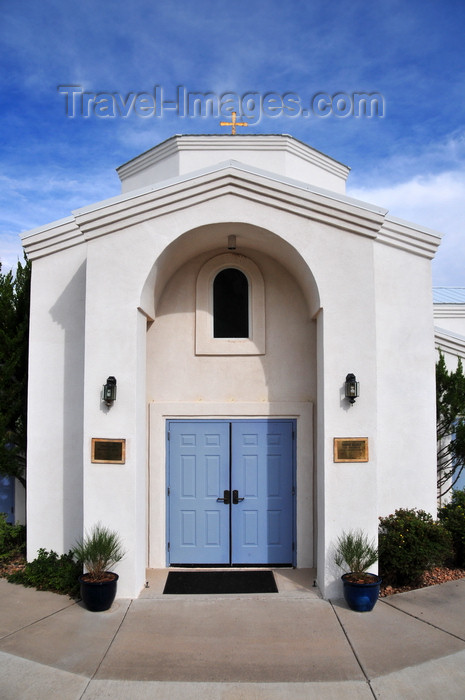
[102,376,117,406]
[345,373,359,404]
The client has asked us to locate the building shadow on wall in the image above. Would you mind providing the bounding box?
[50,261,86,551]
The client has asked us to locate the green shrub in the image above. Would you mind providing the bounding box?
[438,488,465,567]
[378,508,453,586]
[7,548,81,597]
[0,513,26,561]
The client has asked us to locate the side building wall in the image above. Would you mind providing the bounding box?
[374,239,438,519]
[26,245,87,559]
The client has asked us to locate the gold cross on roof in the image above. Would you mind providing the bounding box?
[220,111,248,135]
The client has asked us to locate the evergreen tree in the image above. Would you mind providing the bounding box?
[0,258,30,489]
[436,350,465,498]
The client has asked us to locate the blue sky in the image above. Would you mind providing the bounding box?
[1,0,464,285]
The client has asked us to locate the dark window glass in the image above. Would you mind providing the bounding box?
[213,268,249,338]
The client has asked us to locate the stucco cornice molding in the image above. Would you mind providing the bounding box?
[376,215,441,260]
[20,216,84,260]
[75,164,384,242]
[435,327,465,359]
[21,161,440,262]
[434,305,465,319]
[117,137,181,180]
[117,134,350,184]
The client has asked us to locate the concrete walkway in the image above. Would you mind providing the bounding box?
[1,569,465,699]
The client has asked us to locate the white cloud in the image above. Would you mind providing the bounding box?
[348,169,465,286]
[345,128,465,286]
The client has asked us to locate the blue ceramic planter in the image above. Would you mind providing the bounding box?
[79,572,119,612]
[341,572,381,612]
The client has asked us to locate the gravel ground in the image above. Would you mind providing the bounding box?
[380,566,465,596]
[0,554,27,577]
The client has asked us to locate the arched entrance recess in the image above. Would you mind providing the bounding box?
[143,222,321,571]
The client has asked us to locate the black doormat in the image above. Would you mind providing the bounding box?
[163,570,278,594]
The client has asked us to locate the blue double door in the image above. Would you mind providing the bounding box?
[167,420,295,566]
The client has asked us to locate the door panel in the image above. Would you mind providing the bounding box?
[168,420,294,565]
[231,421,294,565]
[168,422,230,564]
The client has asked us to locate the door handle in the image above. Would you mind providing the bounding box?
[217,490,231,504]
[232,490,244,504]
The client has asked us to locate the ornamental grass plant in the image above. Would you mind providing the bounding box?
[73,523,125,581]
[334,529,378,582]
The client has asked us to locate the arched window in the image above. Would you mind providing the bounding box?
[213,268,249,338]
[196,253,265,355]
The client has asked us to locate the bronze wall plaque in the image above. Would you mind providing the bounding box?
[334,437,369,463]
[91,438,126,464]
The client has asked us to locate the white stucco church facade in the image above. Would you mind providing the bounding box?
[21,134,442,599]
